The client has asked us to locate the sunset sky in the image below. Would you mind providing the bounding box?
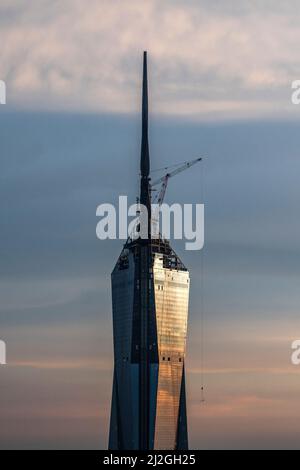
[1,0,300,449]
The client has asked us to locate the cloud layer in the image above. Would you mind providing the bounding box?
[1,0,300,118]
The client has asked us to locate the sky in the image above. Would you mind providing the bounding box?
[1,0,300,450]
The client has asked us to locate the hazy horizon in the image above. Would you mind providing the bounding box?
[1,109,300,449]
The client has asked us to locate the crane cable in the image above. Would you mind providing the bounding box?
[150,159,192,174]
[200,161,205,404]
[144,156,206,403]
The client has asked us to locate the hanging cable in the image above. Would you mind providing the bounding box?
[200,161,205,404]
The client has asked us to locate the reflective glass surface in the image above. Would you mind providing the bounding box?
[153,254,189,449]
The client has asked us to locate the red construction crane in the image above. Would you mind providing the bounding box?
[150,157,202,235]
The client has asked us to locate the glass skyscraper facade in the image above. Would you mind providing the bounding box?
[153,253,189,449]
[108,52,190,450]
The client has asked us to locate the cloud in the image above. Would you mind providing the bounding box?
[1,0,300,118]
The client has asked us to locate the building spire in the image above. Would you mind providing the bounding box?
[140,51,150,179]
[139,51,151,235]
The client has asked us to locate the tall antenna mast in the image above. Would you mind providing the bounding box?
[139,51,151,239]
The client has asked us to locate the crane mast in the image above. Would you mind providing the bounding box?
[150,157,202,237]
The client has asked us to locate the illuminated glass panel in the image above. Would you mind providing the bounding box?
[153,254,190,450]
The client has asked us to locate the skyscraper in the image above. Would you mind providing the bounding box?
[109,52,190,450]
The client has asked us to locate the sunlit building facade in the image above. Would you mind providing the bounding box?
[108,52,189,450]
[152,251,189,449]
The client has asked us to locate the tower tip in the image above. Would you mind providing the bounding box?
[140,50,150,179]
